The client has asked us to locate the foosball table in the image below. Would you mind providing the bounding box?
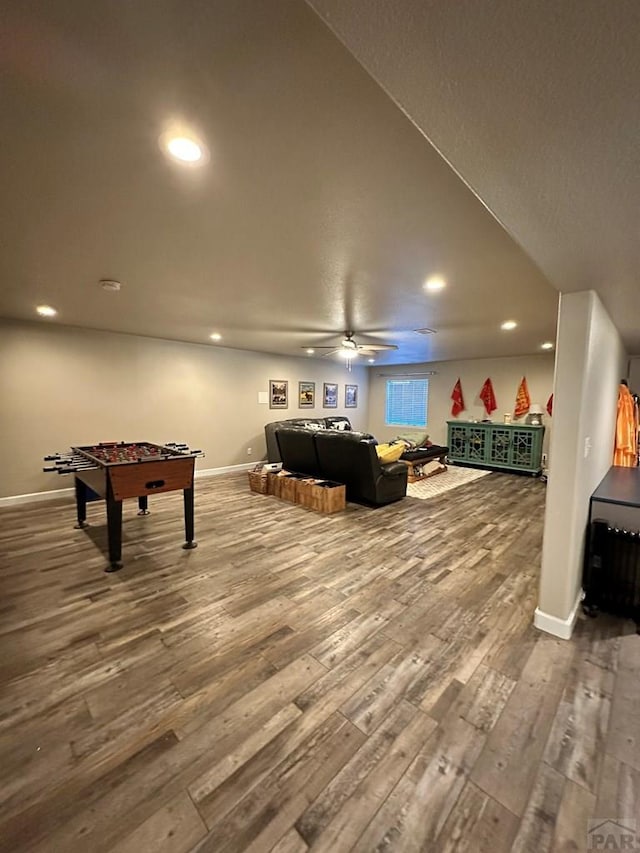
[43,441,204,571]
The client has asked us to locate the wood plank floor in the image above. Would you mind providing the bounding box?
[0,472,638,852]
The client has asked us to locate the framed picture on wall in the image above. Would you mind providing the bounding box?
[345,384,358,408]
[323,382,338,408]
[298,381,315,408]
[269,380,288,409]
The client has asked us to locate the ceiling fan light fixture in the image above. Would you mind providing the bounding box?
[339,346,359,359]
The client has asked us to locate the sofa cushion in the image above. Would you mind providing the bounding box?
[275,427,322,477]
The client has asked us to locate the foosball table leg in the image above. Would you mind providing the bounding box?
[73,477,90,530]
[182,486,197,550]
[137,495,150,516]
[105,489,123,572]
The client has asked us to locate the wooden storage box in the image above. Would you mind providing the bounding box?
[295,478,318,509]
[266,472,280,495]
[278,474,299,503]
[248,470,269,494]
[309,480,346,514]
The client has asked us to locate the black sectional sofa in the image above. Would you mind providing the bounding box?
[274,426,408,507]
[264,416,352,463]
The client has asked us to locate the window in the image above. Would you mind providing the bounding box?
[385,378,429,427]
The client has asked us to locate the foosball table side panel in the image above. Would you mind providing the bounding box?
[109,458,195,501]
[76,468,108,499]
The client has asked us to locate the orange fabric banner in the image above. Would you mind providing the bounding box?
[514,376,531,418]
[613,383,638,466]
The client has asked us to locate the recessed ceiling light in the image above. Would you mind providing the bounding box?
[306,348,315,355]
[158,123,208,166]
[100,279,122,292]
[209,333,222,341]
[424,276,446,292]
[36,305,57,317]
[541,341,554,350]
[368,358,375,364]
[501,320,518,330]
[168,137,201,162]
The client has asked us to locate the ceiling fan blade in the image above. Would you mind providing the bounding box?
[300,346,340,351]
[356,343,398,351]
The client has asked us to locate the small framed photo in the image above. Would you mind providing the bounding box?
[323,382,338,408]
[269,380,288,409]
[345,384,358,408]
[298,381,315,408]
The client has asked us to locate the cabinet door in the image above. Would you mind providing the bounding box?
[489,426,512,466]
[467,425,488,464]
[448,424,468,460]
[510,429,536,469]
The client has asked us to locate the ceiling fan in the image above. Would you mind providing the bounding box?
[303,331,398,364]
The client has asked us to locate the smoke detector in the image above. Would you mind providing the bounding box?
[100,279,122,292]
[413,328,437,335]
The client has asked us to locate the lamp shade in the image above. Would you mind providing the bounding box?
[529,403,545,414]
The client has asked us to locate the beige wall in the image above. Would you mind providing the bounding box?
[537,291,627,630]
[0,319,369,499]
[367,353,555,449]
[629,356,640,392]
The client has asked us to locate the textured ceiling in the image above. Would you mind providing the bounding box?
[0,0,559,364]
[307,0,640,355]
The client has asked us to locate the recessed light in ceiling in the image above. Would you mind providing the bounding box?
[167,136,202,163]
[500,320,518,330]
[541,341,554,350]
[36,305,57,317]
[424,276,446,292]
[100,279,122,292]
[368,358,375,364]
[209,333,222,341]
[306,348,315,355]
[159,123,208,166]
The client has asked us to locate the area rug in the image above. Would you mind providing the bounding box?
[407,466,492,500]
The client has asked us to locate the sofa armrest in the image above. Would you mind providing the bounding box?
[380,462,408,478]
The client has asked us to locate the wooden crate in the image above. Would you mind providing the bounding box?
[309,480,346,514]
[278,474,299,503]
[295,478,318,509]
[248,470,269,494]
[266,472,280,495]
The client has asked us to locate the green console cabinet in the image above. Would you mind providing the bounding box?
[447,421,545,475]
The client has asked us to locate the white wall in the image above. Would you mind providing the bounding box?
[0,319,369,499]
[367,353,555,449]
[537,291,627,634]
[629,356,640,392]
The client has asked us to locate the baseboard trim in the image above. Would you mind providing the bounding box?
[0,462,257,508]
[534,590,582,640]
[195,463,256,479]
[0,486,75,508]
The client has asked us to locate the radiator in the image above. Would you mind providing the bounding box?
[584,519,640,623]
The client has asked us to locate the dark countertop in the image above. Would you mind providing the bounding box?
[592,466,640,507]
